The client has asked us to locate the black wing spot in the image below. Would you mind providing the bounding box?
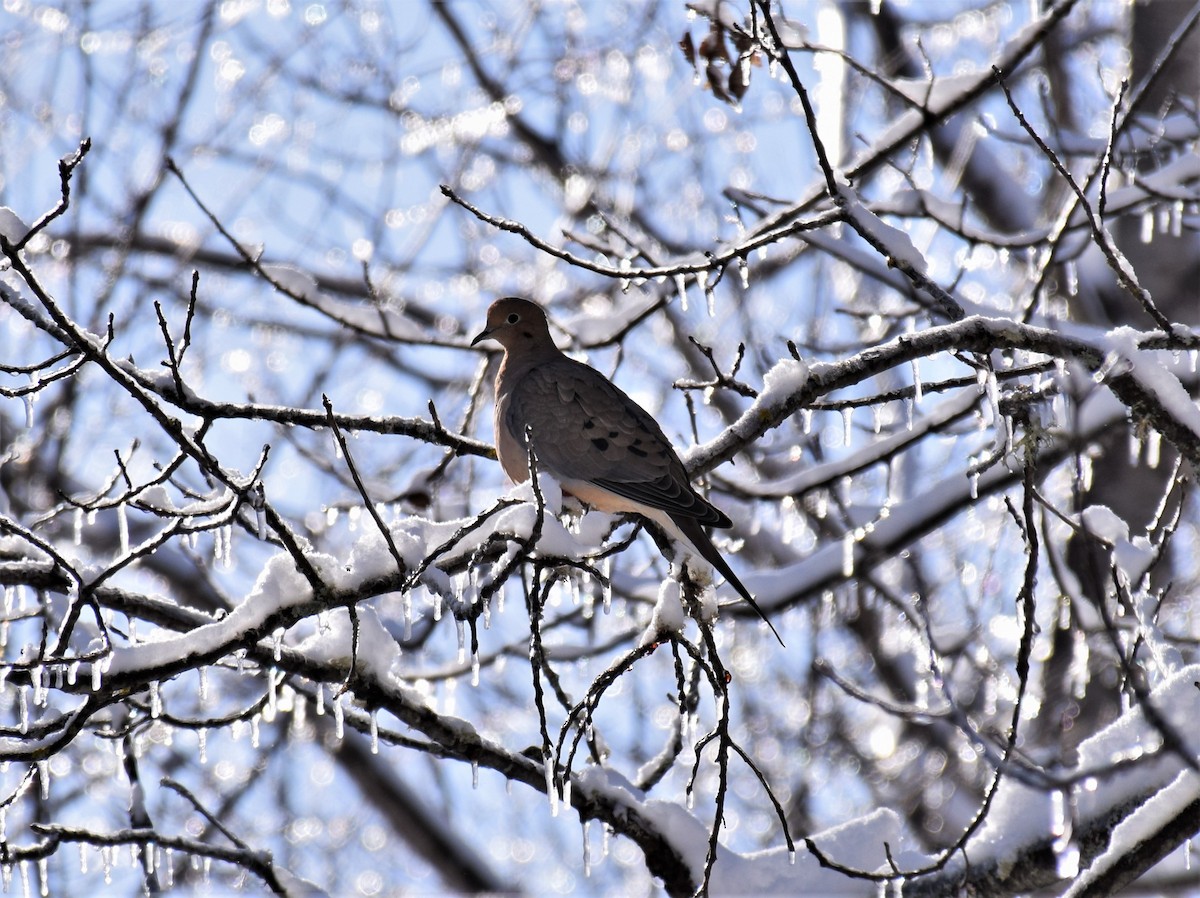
[591,438,609,451]
[583,420,595,430]
[628,445,649,458]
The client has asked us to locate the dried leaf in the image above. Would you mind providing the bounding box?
[729,58,750,100]
[706,62,732,103]
[679,31,697,68]
[699,25,731,63]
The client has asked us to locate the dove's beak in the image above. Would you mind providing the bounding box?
[470,326,493,347]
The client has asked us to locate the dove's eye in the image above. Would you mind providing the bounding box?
[506,313,520,324]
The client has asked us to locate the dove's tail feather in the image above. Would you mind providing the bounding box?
[671,515,785,647]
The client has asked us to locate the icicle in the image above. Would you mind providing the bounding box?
[1145,429,1161,469]
[910,358,923,405]
[370,710,379,754]
[291,691,307,735]
[546,762,559,817]
[602,556,612,614]
[789,847,796,865]
[1063,260,1078,296]
[19,687,29,734]
[738,258,750,289]
[456,617,466,664]
[471,760,479,789]
[1051,789,1080,878]
[471,652,480,687]
[1128,428,1143,465]
[198,728,208,765]
[675,273,689,312]
[198,667,209,705]
[267,671,279,720]
[73,508,84,546]
[1025,246,1040,282]
[1069,628,1089,700]
[214,525,234,569]
[583,819,593,877]
[1080,455,1094,492]
[150,680,162,719]
[1050,787,1066,840]
[37,759,49,799]
[841,407,853,448]
[1140,209,1154,243]
[871,404,883,434]
[117,503,130,556]
[904,397,914,431]
[969,471,979,500]
[1052,391,1066,432]
[333,694,344,739]
[31,666,45,708]
[79,844,88,875]
[842,532,855,577]
[316,683,325,715]
[273,628,285,662]
[433,591,443,622]
[914,668,929,707]
[984,370,1001,426]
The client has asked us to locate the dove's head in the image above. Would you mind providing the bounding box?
[471,297,556,352]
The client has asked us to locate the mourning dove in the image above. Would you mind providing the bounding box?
[472,297,781,643]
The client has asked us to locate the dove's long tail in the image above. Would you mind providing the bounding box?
[671,515,785,647]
